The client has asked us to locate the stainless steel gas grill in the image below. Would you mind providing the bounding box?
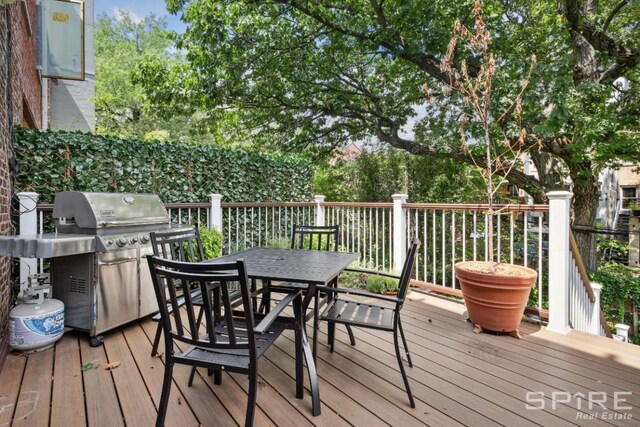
[0,192,191,346]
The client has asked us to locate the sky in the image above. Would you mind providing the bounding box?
[94,0,187,33]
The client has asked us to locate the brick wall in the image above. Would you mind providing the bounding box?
[0,0,42,369]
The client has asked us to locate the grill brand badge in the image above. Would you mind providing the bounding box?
[100,210,116,217]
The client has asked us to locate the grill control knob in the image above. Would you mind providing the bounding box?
[116,237,128,247]
[140,235,150,244]
[106,240,114,246]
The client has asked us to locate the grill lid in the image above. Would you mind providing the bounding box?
[53,192,170,231]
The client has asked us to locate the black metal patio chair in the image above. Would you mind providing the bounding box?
[317,238,421,408]
[148,227,242,357]
[147,256,319,427]
[259,224,346,357]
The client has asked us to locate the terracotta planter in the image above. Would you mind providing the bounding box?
[455,261,537,334]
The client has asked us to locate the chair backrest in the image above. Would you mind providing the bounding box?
[398,238,421,303]
[290,224,339,251]
[150,227,206,262]
[146,256,257,356]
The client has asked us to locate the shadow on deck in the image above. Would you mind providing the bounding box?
[0,292,638,426]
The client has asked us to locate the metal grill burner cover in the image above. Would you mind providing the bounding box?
[53,191,174,252]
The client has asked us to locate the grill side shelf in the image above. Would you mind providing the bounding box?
[0,234,96,258]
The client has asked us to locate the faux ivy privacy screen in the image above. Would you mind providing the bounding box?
[13,128,314,203]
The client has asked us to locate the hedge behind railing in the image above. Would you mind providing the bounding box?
[13,128,314,203]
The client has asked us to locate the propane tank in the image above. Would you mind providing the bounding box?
[9,274,64,352]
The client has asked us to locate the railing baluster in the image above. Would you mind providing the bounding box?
[375,208,379,269]
[382,209,386,269]
[462,211,466,263]
[451,210,456,287]
[510,213,514,265]
[538,215,543,309]
[497,213,501,261]
[423,209,427,281]
[432,210,436,284]
[441,210,446,286]
[484,213,488,262]
[524,213,529,267]
[473,212,477,261]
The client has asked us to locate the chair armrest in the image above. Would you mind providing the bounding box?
[317,286,399,303]
[343,268,401,280]
[254,291,301,334]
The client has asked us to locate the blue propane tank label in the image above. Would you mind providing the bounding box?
[9,309,64,346]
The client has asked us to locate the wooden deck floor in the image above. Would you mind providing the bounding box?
[1,292,639,427]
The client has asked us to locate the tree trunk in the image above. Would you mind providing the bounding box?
[571,178,600,272]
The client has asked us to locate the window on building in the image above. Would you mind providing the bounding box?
[621,186,638,209]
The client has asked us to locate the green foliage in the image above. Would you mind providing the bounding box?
[13,128,314,203]
[366,275,399,294]
[592,262,640,323]
[597,237,630,263]
[267,237,291,249]
[339,271,368,289]
[314,147,483,202]
[95,11,238,144]
[199,227,223,259]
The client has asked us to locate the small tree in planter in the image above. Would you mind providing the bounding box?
[430,0,539,338]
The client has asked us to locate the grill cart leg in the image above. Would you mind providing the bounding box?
[90,335,104,347]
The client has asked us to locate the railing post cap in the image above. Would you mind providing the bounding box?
[615,323,630,332]
[17,192,39,199]
[391,194,408,200]
[208,194,223,200]
[546,191,572,200]
[314,195,326,202]
[590,281,602,292]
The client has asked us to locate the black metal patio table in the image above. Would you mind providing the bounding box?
[209,247,358,414]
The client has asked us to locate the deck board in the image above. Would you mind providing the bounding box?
[1,291,639,427]
[103,329,157,426]
[78,337,124,427]
[50,333,85,427]
[12,348,53,427]
[0,353,27,426]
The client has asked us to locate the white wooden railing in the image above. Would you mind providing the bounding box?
[569,234,611,337]
[19,190,610,336]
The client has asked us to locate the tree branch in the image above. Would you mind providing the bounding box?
[564,0,640,83]
[602,0,630,34]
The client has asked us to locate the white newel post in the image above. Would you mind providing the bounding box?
[547,190,572,335]
[18,192,39,285]
[208,194,223,232]
[392,194,408,273]
[590,282,603,336]
[314,195,326,226]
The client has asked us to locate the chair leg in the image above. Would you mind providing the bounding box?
[188,366,197,387]
[312,294,319,361]
[327,321,335,352]
[196,307,204,330]
[301,324,321,416]
[346,324,356,346]
[398,315,413,367]
[156,362,174,427]
[295,310,303,399]
[394,325,415,408]
[151,322,162,356]
[259,288,271,314]
[245,372,258,427]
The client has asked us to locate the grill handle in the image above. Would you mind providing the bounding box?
[97,217,169,227]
